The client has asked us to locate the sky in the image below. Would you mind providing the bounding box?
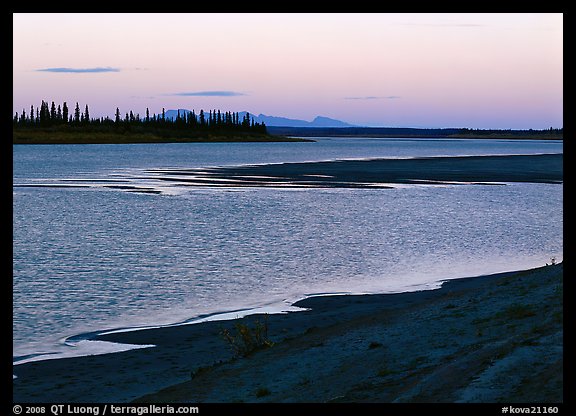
[13,13,563,129]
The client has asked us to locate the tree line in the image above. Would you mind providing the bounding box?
[13,100,268,134]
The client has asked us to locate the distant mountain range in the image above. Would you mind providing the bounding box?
[164,109,357,128]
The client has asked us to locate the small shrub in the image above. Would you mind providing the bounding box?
[220,314,274,358]
[550,257,557,266]
[368,341,383,349]
[255,387,271,398]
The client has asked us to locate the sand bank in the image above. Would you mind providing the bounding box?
[143,153,563,188]
[13,263,563,403]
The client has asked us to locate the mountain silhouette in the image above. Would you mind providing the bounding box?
[163,109,356,127]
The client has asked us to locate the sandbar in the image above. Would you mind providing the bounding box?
[143,154,563,188]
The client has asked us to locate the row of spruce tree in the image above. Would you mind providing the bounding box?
[13,100,267,134]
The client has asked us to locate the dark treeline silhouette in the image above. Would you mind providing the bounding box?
[267,126,563,139]
[13,100,267,134]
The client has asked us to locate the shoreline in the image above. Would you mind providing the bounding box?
[13,300,307,367]
[13,263,563,403]
[12,127,314,144]
[13,277,446,367]
[141,154,563,188]
[12,135,314,145]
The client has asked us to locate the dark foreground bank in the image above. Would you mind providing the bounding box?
[13,263,563,403]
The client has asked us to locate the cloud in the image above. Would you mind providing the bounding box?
[400,23,486,28]
[36,67,120,73]
[169,91,247,97]
[344,96,400,100]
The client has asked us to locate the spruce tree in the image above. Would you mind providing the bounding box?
[190,109,197,127]
[50,102,57,122]
[62,102,69,124]
[74,103,81,124]
[199,109,205,127]
[39,101,48,125]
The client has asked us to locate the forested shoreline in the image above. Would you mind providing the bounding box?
[12,100,310,144]
[13,100,562,144]
[13,100,267,132]
[267,126,563,140]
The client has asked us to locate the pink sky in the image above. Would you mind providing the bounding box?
[13,13,563,129]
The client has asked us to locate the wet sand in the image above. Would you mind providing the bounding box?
[143,153,563,188]
[13,263,563,403]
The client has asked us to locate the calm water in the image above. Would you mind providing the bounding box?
[13,138,563,362]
